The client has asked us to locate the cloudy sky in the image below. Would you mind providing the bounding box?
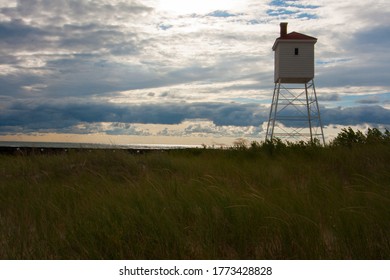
[1,0,390,146]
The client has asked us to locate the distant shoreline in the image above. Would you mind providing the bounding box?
[0,141,199,154]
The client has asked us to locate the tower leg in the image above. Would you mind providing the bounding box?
[304,82,314,142]
[265,81,281,142]
[311,81,326,145]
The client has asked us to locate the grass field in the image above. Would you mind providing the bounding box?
[1,139,390,259]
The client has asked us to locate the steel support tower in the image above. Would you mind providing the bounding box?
[265,79,325,145]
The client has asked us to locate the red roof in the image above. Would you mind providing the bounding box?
[279,31,317,40]
[272,32,317,50]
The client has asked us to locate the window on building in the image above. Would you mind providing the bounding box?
[294,48,299,55]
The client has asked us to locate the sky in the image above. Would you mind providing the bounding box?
[1,0,390,146]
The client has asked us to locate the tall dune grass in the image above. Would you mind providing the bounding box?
[0,143,389,259]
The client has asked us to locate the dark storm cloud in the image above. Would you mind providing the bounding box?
[2,97,390,135]
[265,105,390,128]
[0,101,268,134]
[0,19,45,40]
[355,98,379,105]
[0,19,53,53]
[0,68,46,97]
[321,106,390,126]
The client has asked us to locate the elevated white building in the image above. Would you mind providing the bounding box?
[266,22,325,144]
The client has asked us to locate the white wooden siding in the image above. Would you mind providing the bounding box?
[274,41,315,83]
